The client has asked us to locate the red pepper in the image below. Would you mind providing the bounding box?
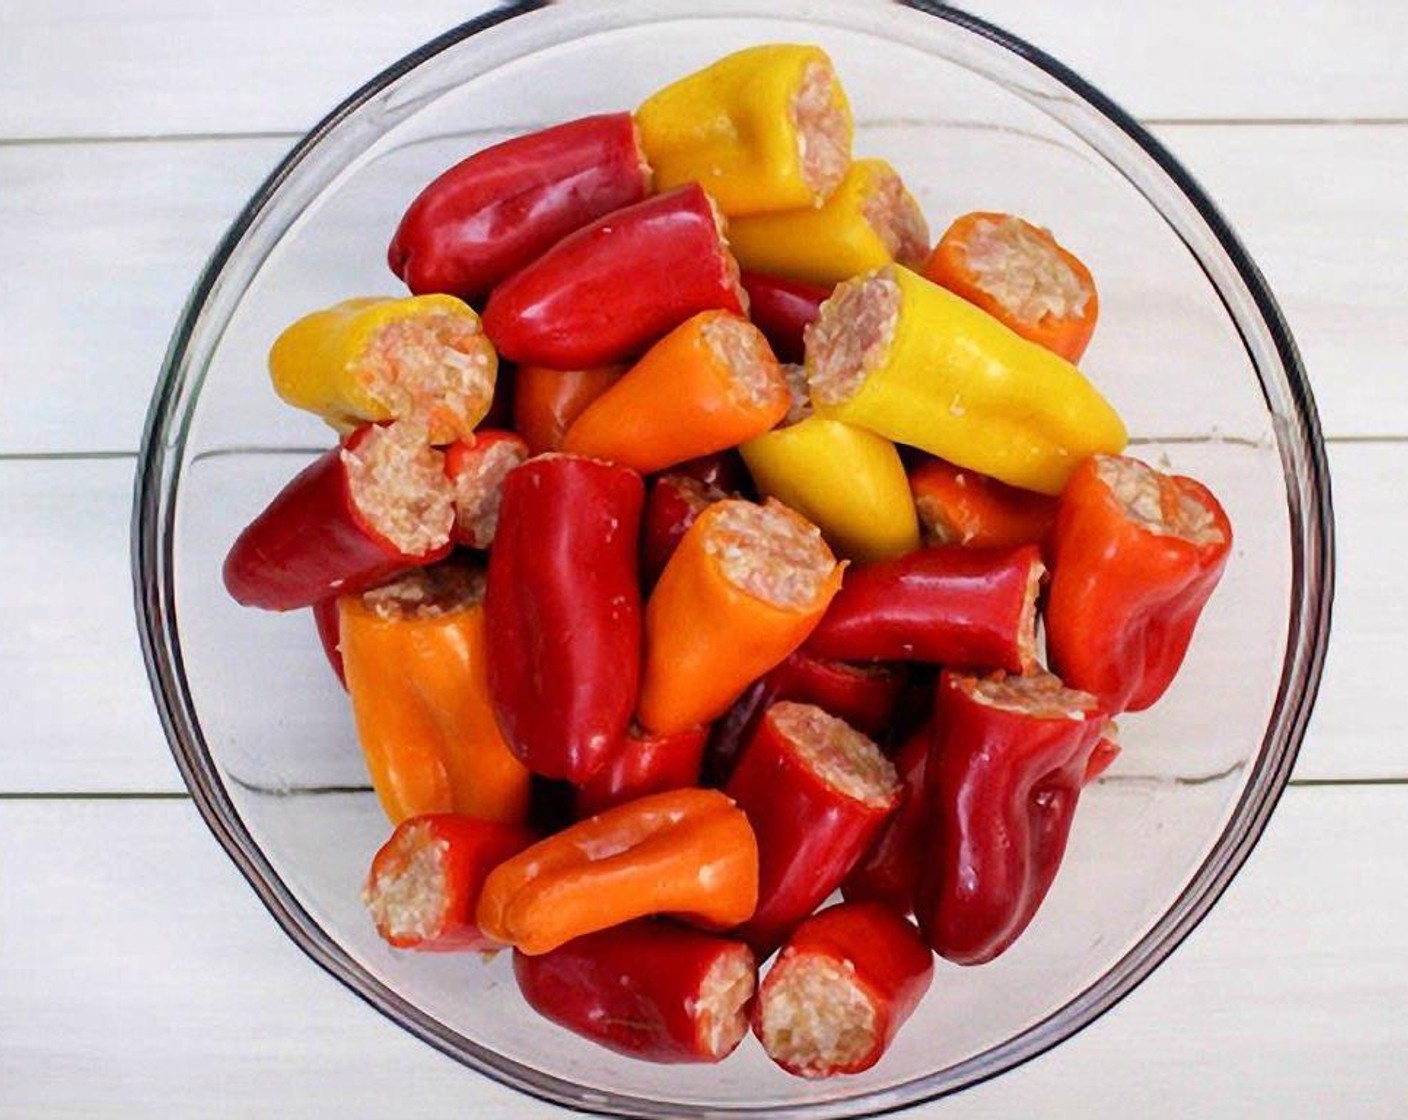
[726,702,900,953]
[482,183,746,368]
[513,364,624,456]
[841,725,929,916]
[311,596,345,688]
[1084,724,1121,784]
[223,424,454,611]
[513,920,756,1063]
[443,429,529,549]
[739,271,829,364]
[363,814,535,952]
[1045,455,1232,713]
[915,669,1106,965]
[753,901,932,1078]
[641,473,727,587]
[574,723,709,819]
[909,456,1057,551]
[485,454,644,783]
[387,113,651,301]
[804,544,1044,674]
[671,451,751,495]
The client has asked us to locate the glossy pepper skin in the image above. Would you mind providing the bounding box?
[513,364,624,455]
[635,44,852,217]
[339,565,532,826]
[269,294,496,443]
[915,670,1105,965]
[923,211,1098,363]
[753,901,932,1078]
[841,726,929,916]
[1045,455,1232,713]
[477,788,759,955]
[485,454,644,783]
[726,702,900,953]
[388,113,651,301]
[222,426,452,612]
[563,310,789,474]
[909,456,1057,550]
[443,429,528,549]
[311,597,346,688]
[805,265,1126,495]
[364,814,535,951]
[574,724,709,819]
[641,473,728,587]
[482,183,746,369]
[739,272,829,364]
[513,920,757,1063]
[805,544,1044,674]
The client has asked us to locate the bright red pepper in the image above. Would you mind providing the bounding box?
[388,113,651,301]
[223,423,454,611]
[443,429,529,549]
[482,183,746,369]
[641,473,727,587]
[804,544,1044,674]
[909,456,1057,551]
[1085,724,1121,784]
[739,271,829,364]
[1045,455,1232,713]
[915,669,1106,965]
[753,901,933,1078]
[311,596,345,688]
[363,814,535,952]
[726,702,900,953]
[841,725,929,916]
[513,920,757,1063]
[485,454,644,783]
[574,723,709,819]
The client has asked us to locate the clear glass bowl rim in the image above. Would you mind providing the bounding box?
[132,2,1336,1116]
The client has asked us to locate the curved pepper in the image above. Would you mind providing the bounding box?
[443,429,528,549]
[641,473,728,588]
[915,669,1106,965]
[388,113,651,301]
[726,159,930,286]
[482,183,746,369]
[513,920,756,1063]
[485,454,644,783]
[268,295,497,444]
[754,901,932,1078]
[477,788,759,955]
[909,455,1057,550]
[805,544,1044,674]
[223,423,454,612]
[574,723,709,819]
[513,364,624,455]
[364,814,535,951]
[563,310,788,473]
[923,211,1098,362]
[1045,454,1232,713]
[739,271,829,365]
[311,596,345,688]
[635,44,852,216]
[841,725,929,916]
[339,563,532,826]
[805,265,1127,495]
[638,498,844,736]
[726,701,900,953]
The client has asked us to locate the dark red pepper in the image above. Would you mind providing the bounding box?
[443,429,529,549]
[841,725,929,916]
[388,113,651,301]
[739,271,829,364]
[311,596,345,688]
[485,454,644,783]
[513,919,756,1063]
[671,449,752,495]
[915,669,1106,965]
[641,473,727,587]
[804,544,1043,673]
[482,183,746,368]
[574,723,709,819]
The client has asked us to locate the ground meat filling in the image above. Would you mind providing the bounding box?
[360,562,485,622]
[692,945,757,1059]
[702,314,788,409]
[805,267,900,408]
[703,499,837,609]
[1095,455,1226,546]
[758,952,878,1078]
[960,670,1100,721]
[358,312,495,436]
[792,60,849,201]
[960,216,1090,326]
[343,422,455,557]
[863,169,931,269]
[779,363,813,427]
[770,701,899,808]
[452,440,528,549]
[363,822,448,941]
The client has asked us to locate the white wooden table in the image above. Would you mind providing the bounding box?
[3,3,1403,1116]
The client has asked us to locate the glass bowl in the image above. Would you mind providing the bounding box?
[133,0,1334,1115]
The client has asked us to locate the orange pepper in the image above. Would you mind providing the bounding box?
[922,212,1099,363]
[476,788,759,955]
[562,311,789,474]
[512,364,624,455]
[909,456,1057,550]
[339,563,531,826]
[638,499,844,735]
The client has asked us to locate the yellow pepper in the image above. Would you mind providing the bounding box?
[634,44,853,217]
[806,265,1127,495]
[741,416,919,564]
[268,294,497,444]
[725,158,930,286]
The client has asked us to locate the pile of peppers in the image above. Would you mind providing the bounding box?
[222,43,1233,1080]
